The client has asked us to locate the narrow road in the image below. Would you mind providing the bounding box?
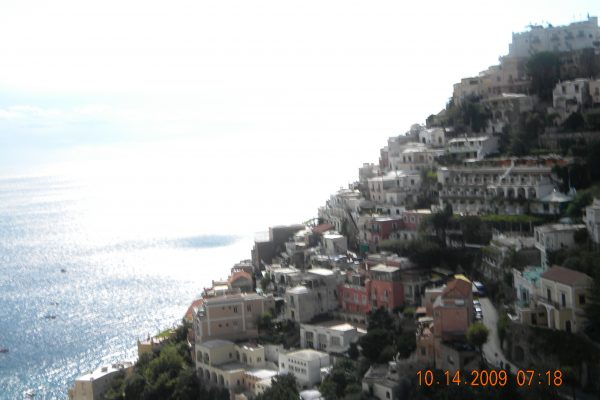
[479,297,517,371]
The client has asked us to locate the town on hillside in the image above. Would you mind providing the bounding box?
[69,16,600,400]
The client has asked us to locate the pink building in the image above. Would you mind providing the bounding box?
[432,279,473,340]
[338,264,404,314]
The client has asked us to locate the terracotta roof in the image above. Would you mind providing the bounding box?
[312,223,334,234]
[442,279,472,299]
[229,271,252,284]
[184,298,204,322]
[541,266,592,286]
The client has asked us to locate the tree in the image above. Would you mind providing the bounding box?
[467,322,489,354]
[563,111,585,132]
[256,374,299,400]
[527,52,561,101]
[359,329,394,362]
[348,342,359,360]
[123,373,146,399]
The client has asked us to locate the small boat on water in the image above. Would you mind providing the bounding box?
[60,268,66,273]
[43,314,57,320]
[0,347,8,353]
[24,389,35,398]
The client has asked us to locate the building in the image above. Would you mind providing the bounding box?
[534,223,586,267]
[508,16,600,59]
[367,170,422,205]
[278,349,330,386]
[584,198,600,244]
[513,265,545,325]
[300,320,360,354]
[193,293,275,343]
[362,215,404,245]
[481,93,535,135]
[481,234,540,281]
[437,157,565,215]
[416,279,477,372]
[284,268,341,323]
[195,339,275,391]
[229,271,254,293]
[550,79,591,123]
[445,136,499,161]
[418,127,446,147]
[590,79,600,106]
[361,360,425,400]
[252,224,305,269]
[432,279,473,340]
[68,361,134,400]
[322,232,348,256]
[369,264,404,311]
[514,266,593,333]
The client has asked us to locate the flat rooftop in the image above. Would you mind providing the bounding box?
[285,349,329,361]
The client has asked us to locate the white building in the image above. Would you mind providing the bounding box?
[590,79,600,106]
[437,157,561,215]
[418,127,446,147]
[300,320,360,354]
[196,339,276,391]
[367,170,422,205]
[534,223,586,267]
[508,16,600,59]
[482,93,535,135]
[550,79,591,123]
[318,188,363,234]
[322,232,348,256]
[68,361,134,400]
[584,198,600,244]
[278,349,330,386]
[445,135,498,161]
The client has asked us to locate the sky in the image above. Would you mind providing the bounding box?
[0,0,599,194]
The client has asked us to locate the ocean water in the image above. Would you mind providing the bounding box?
[0,175,254,399]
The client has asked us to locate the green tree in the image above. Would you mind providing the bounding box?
[467,322,489,354]
[527,52,561,101]
[348,342,359,360]
[123,373,146,399]
[359,329,394,363]
[256,374,299,400]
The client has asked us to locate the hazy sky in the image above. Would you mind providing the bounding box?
[1,0,599,176]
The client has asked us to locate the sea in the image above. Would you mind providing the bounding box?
[0,132,372,399]
[0,173,263,399]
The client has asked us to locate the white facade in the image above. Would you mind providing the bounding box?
[508,16,600,58]
[418,127,446,147]
[318,188,363,234]
[551,79,591,123]
[278,349,330,386]
[367,170,422,205]
[584,198,600,244]
[300,321,359,354]
[437,159,559,215]
[534,224,586,267]
[322,232,348,256]
[445,136,498,160]
[590,80,600,106]
[482,93,534,134]
[69,362,134,400]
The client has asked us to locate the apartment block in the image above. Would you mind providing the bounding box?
[193,293,275,343]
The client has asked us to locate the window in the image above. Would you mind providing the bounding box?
[561,292,566,307]
[579,294,586,305]
[247,304,252,312]
[386,391,391,399]
[233,306,238,313]
[547,288,552,302]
